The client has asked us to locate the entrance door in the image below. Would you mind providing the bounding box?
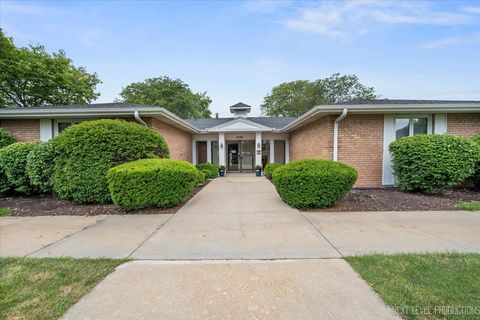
[227,142,239,171]
[227,141,255,172]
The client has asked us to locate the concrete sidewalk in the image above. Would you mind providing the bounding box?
[62,259,400,320]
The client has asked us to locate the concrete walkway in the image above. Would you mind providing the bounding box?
[1,175,479,319]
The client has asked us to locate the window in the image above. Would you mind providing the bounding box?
[54,120,83,136]
[395,117,430,140]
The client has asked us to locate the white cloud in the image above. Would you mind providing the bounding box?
[422,34,480,49]
[282,0,478,38]
[462,6,480,14]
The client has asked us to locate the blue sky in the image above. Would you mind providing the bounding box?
[1,0,480,117]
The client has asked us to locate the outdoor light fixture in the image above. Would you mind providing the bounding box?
[220,143,224,149]
[257,142,261,149]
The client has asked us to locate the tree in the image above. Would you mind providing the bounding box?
[119,77,212,119]
[261,73,377,117]
[0,29,101,108]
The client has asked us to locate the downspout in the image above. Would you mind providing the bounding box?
[333,108,348,161]
[134,110,148,127]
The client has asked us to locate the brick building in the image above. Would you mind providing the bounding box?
[1,100,479,187]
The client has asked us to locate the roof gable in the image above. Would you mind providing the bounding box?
[206,117,273,132]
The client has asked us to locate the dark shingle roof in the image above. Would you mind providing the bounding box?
[185,117,296,130]
[335,99,480,105]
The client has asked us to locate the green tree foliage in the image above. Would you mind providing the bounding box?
[119,76,212,119]
[0,29,101,108]
[0,142,39,194]
[261,73,377,117]
[0,128,16,148]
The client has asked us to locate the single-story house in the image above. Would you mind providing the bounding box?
[1,100,479,187]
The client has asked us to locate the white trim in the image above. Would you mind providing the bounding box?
[207,117,273,132]
[39,119,53,141]
[269,140,275,163]
[285,139,290,163]
[255,132,262,167]
[382,115,395,185]
[192,139,197,165]
[206,140,212,163]
[218,133,226,166]
[434,114,448,134]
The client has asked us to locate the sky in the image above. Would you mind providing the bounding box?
[1,0,480,117]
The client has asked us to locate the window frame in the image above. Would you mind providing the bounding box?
[394,115,432,139]
[53,119,85,136]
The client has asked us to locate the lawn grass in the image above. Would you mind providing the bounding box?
[0,208,12,217]
[0,257,127,320]
[455,201,480,211]
[346,253,480,320]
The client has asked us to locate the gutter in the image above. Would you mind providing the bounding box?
[333,108,348,161]
[134,111,148,127]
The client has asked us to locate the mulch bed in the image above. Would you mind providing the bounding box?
[305,187,479,212]
[0,181,210,216]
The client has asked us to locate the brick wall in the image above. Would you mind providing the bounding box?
[289,116,333,160]
[289,114,383,187]
[147,118,192,161]
[447,114,480,136]
[338,114,384,187]
[0,119,40,142]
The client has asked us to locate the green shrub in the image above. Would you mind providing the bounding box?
[0,142,39,194]
[26,142,57,193]
[470,135,480,190]
[389,134,479,193]
[264,163,282,179]
[0,128,16,149]
[107,159,198,211]
[51,119,170,204]
[272,159,357,209]
[195,169,206,186]
[195,163,219,179]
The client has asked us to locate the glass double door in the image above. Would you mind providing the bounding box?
[227,140,255,172]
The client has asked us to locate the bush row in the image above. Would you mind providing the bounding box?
[389,134,480,193]
[272,159,357,209]
[0,119,212,211]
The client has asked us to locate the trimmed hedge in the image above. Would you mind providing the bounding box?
[195,170,206,186]
[0,128,16,149]
[470,135,480,190]
[195,163,219,179]
[51,119,170,204]
[0,142,39,194]
[264,163,282,179]
[272,159,357,209]
[26,142,57,193]
[389,134,479,193]
[107,159,198,211]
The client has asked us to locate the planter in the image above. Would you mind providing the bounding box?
[255,169,262,176]
[219,169,225,177]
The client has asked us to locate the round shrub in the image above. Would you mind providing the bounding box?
[389,134,480,193]
[195,163,219,179]
[26,142,57,193]
[264,163,282,179]
[0,128,16,149]
[272,159,357,209]
[107,159,198,211]
[51,119,170,204]
[0,142,39,194]
[470,135,480,190]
